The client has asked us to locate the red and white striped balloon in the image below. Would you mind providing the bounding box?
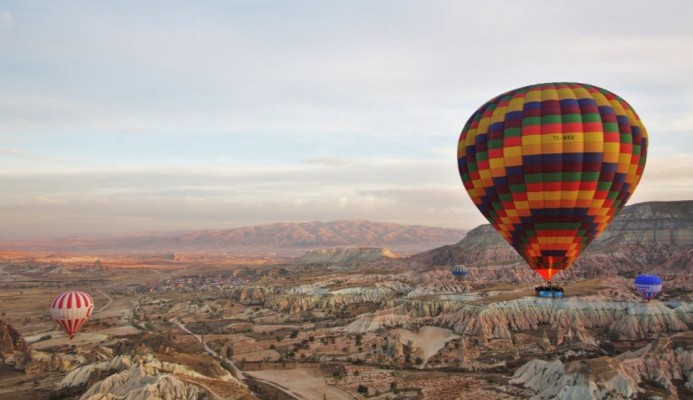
[50,290,94,339]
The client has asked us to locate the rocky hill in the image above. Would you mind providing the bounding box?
[1,220,465,257]
[511,335,693,399]
[412,201,693,276]
[0,319,31,369]
[297,247,399,264]
[57,354,255,400]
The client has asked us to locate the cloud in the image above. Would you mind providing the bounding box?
[1,148,24,157]
[0,158,475,239]
[304,157,354,166]
[0,11,12,27]
[629,153,693,203]
[0,1,692,239]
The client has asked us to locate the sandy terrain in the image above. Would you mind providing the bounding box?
[95,325,140,336]
[248,368,353,400]
[392,326,459,366]
[30,332,109,350]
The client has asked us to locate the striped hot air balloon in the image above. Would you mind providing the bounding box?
[634,274,662,301]
[50,290,94,339]
[457,83,647,282]
[451,264,468,279]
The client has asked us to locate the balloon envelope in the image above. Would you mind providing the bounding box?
[457,83,647,281]
[50,290,94,339]
[634,274,662,300]
[451,264,468,278]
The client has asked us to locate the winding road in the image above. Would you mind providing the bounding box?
[96,288,113,313]
[170,318,304,400]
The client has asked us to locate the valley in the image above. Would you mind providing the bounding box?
[0,202,691,399]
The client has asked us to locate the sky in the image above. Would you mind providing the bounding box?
[1,1,693,240]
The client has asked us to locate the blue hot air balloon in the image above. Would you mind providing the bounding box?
[451,265,468,280]
[634,274,663,301]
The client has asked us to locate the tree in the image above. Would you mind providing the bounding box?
[357,385,368,395]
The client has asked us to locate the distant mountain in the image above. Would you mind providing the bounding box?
[412,200,693,276]
[1,220,465,257]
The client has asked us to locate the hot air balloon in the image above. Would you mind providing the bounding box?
[451,264,468,280]
[457,82,647,285]
[634,274,662,301]
[50,290,94,339]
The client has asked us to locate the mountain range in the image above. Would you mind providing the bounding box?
[0,220,465,257]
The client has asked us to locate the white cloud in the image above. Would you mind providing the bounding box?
[304,157,354,166]
[629,153,693,203]
[0,11,12,27]
[1,1,692,239]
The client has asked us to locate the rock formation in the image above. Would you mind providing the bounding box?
[344,297,691,346]
[511,335,693,399]
[0,319,31,369]
[24,351,88,375]
[412,201,693,277]
[59,354,254,400]
[344,306,415,333]
[511,357,639,399]
[266,286,399,314]
[297,247,399,263]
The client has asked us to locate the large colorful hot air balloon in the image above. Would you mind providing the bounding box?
[50,290,94,339]
[457,82,647,282]
[634,274,662,301]
[451,264,468,279]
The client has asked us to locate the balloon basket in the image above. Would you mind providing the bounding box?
[535,285,564,298]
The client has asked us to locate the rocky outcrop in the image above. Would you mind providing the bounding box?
[297,247,398,263]
[344,297,692,345]
[0,319,31,369]
[412,224,520,267]
[59,354,252,400]
[24,351,88,375]
[511,357,639,399]
[343,306,415,333]
[595,201,693,246]
[616,339,691,392]
[265,286,399,314]
[58,355,134,389]
[511,336,693,399]
[608,303,691,340]
[413,201,693,276]
[82,371,205,400]
[234,286,279,305]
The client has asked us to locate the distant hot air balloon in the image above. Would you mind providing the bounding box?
[457,83,647,283]
[50,290,94,339]
[634,274,662,301]
[451,264,468,279]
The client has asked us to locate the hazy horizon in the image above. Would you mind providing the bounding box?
[2,1,693,240]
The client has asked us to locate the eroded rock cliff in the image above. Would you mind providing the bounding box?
[0,319,31,369]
